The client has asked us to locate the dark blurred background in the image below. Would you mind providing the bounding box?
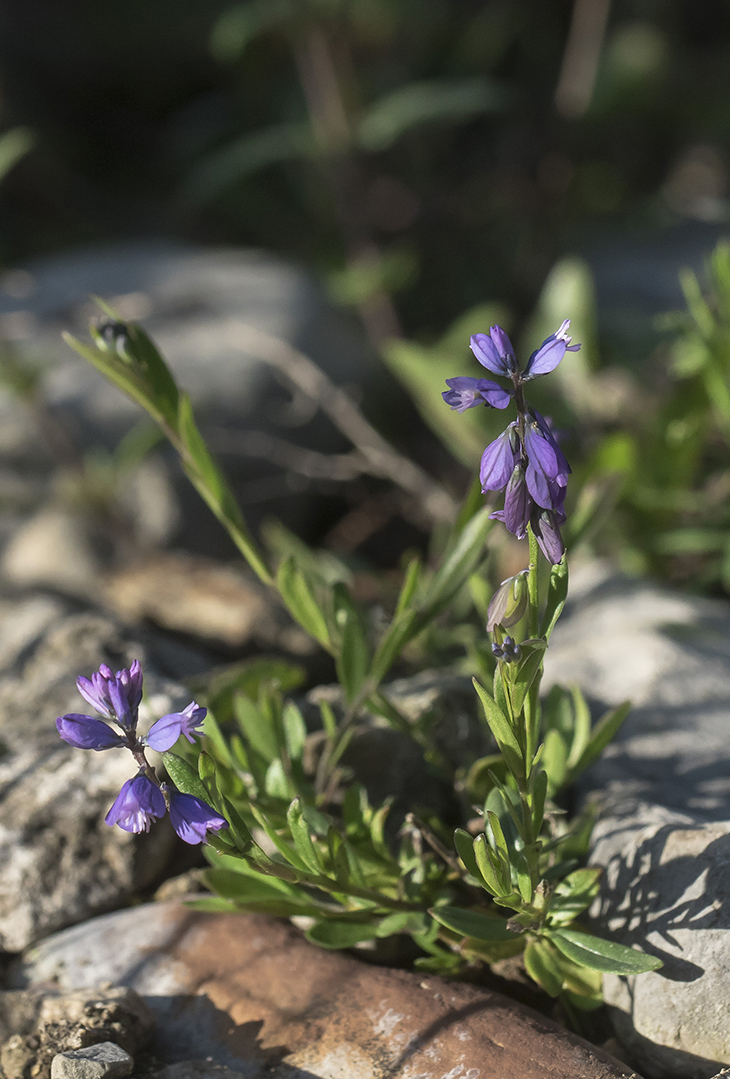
[1,0,729,343]
[0,0,729,614]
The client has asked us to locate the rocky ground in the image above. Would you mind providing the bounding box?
[0,243,729,1078]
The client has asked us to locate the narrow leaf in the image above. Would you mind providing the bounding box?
[287,797,322,874]
[277,555,331,648]
[541,557,568,639]
[429,906,514,942]
[549,929,663,974]
[472,678,523,776]
[567,701,631,782]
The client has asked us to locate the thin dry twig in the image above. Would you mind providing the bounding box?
[223,320,458,526]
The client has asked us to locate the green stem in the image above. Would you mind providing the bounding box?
[527,525,540,638]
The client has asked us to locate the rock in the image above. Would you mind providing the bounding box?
[0,987,152,1079]
[0,989,48,1042]
[51,1043,134,1079]
[0,594,205,952]
[101,552,313,654]
[1,508,102,597]
[13,901,639,1079]
[0,241,375,561]
[544,560,730,1078]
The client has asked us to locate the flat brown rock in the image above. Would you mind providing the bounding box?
[16,902,640,1079]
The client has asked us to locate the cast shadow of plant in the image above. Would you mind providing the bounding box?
[591,818,730,982]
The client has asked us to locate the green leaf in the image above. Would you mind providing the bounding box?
[276,555,331,649]
[234,693,279,762]
[264,758,292,800]
[163,752,211,803]
[357,78,507,152]
[394,555,422,616]
[333,582,369,702]
[540,557,568,639]
[472,679,523,777]
[250,806,309,874]
[567,701,631,783]
[531,768,548,833]
[282,702,307,761]
[542,728,568,793]
[305,920,380,950]
[370,609,419,684]
[566,685,592,770]
[429,905,514,943]
[209,0,291,63]
[473,833,508,895]
[422,508,494,617]
[507,640,546,717]
[549,929,663,974]
[286,797,322,874]
[453,827,481,881]
[547,868,602,926]
[524,939,563,997]
[183,122,311,203]
[0,127,35,184]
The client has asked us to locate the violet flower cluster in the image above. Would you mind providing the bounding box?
[56,660,228,845]
[442,320,580,563]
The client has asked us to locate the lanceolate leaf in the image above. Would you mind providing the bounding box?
[163,752,211,804]
[548,929,663,974]
[429,905,514,943]
[472,679,523,776]
[566,701,631,783]
[276,555,331,649]
[305,920,380,950]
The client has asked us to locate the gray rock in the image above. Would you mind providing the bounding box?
[544,560,730,1078]
[0,241,374,562]
[12,902,639,1079]
[0,986,152,1079]
[51,1043,134,1079]
[0,594,200,952]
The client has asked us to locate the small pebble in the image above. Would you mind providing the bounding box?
[50,1041,133,1079]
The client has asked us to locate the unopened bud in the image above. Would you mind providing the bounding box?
[94,319,130,357]
[491,635,521,663]
[486,570,528,632]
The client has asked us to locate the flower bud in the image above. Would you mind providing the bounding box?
[486,571,528,632]
[491,636,522,663]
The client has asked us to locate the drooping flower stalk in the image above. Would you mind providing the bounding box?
[56,660,228,844]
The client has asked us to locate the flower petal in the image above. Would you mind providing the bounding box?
[105,774,166,833]
[479,425,518,492]
[168,790,229,845]
[531,508,565,564]
[144,713,183,752]
[56,713,125,751]
[502,466,531,538]
[470,326,517,376]
[523,319,581,379]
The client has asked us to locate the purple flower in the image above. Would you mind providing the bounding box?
[502,465,531,537]
[531,507,566,564]
[523,423,564,510]
[105,774,166,833]
[143,701,207,752]
[76,660,143,729]
[166,789,229,845]
[470,326,517,377]
[523,319,580,380]
[442,377,512,412]
[480,424,519,492]
[56,713,126,751]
